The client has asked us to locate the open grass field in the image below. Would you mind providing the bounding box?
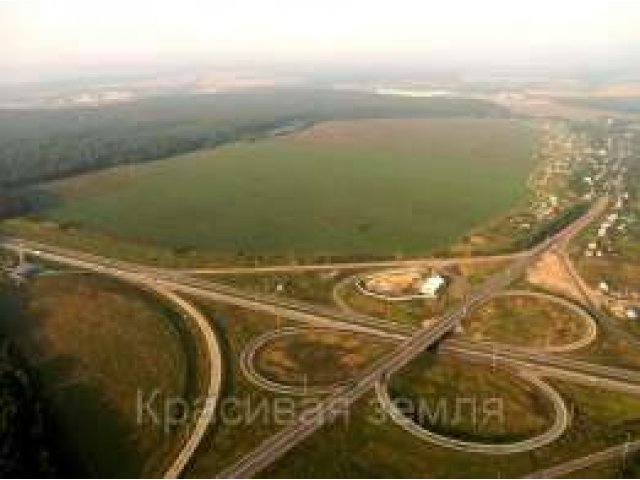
[19,118,537,260]
[254,330,391,387]
[0,274,190,477]
[388,353,552,443]
[338,279,450,326]
[460,294,590,349]
[260,375,640,478]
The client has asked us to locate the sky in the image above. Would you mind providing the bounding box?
[2,0,640,83]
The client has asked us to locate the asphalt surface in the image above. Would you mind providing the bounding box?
[375,367,569,454]
[475,289,598,353]
[444,339,640,396]
[239,321,640,398]
[214,200,608,478]
[156,289,222,479]
[2,234,539,477]
[524,439,640,478]
[0,197,611,477]
[179,252,527,275]
[239,325,640,458]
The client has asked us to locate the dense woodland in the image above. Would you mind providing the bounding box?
[0,88,507,189]
[0,267,70,476]
[0,337,65,476]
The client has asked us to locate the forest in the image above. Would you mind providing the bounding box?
[0,88,507,189]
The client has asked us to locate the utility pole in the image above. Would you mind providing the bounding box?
[491,344,497,372]
[622,431,632,472]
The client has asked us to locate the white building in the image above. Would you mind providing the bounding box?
[418,275,446,298]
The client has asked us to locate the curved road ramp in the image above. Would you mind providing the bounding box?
[375,369,569,455]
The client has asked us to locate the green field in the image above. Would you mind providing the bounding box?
[24,118,537,259]
[388,354,552,443]
[461,294,591,349]
[254,330,392,387]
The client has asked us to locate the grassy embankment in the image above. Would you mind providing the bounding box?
[254,330,392,387]
[0,274,194,477]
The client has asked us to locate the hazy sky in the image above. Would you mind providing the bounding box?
[2,0,640,82]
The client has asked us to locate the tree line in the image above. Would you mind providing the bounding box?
[0,88,507,190]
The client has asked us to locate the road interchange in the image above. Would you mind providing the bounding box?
[2,196,631,478]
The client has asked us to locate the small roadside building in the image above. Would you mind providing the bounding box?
[417,275,446,298]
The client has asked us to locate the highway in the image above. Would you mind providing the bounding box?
[213,249,578,476]
[155,288,222,479]
[239,324,640,398]
[524,439,640,478]
[239,327,358,396]
[472,289,598,353]
[238,326,640,458]
[2,232,542,478]
[0,197,609,478]
[177,251,526,275]
[375,368,569,454]
[444,339,640,396]
[0,236,411,340]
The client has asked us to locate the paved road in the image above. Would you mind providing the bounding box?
[330,273,418,333]
[238,326,640,469]
[0,197,607,477]
[478,289,598,353]
[239,322,640,398]
[213,255,568,477]
[0,237,409,341]
[156,289,223,479]
[0,241,225,479]
[239,327,368,396]
[239,319,640,398]
[557,249,601,308]
[557,240,640,348]
[212,198,613,477]
[375,368,569,454]
[444,339,640,396]
[179,252,527,275]
[334,281,598,353]
[549,196,640,348]
[524,440,640,478]
[2,234,537,478]
[239,325,640,460]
